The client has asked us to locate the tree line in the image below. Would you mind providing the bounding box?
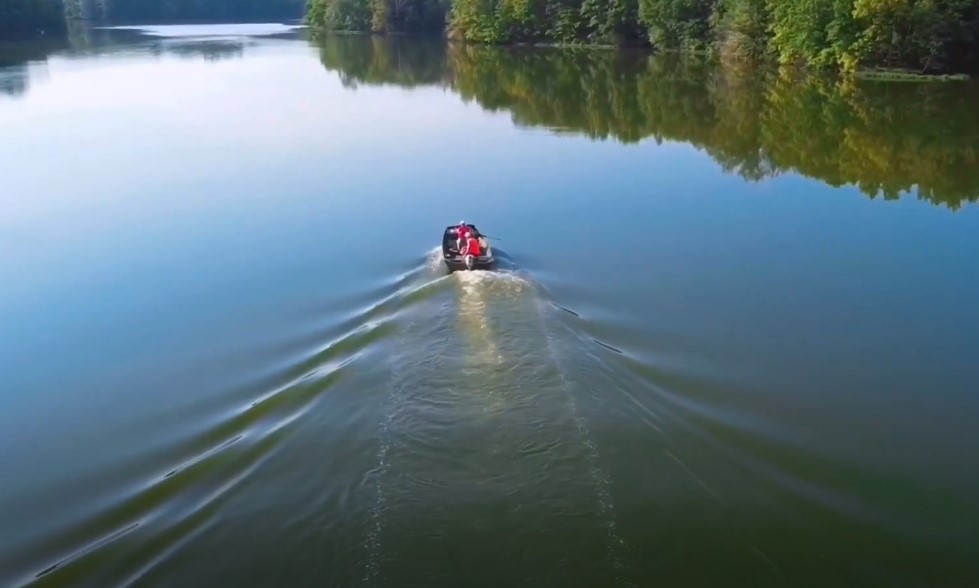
[0,0,65,37]
[1,0,304,39]
[317,35,979,209]
[70,0,304,23]
[307,0,979,74]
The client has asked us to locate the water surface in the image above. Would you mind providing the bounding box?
[2,26,979,588]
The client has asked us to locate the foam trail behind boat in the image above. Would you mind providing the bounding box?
[457,268,632,584]
[455,271,505,368]
[365,262,628,586]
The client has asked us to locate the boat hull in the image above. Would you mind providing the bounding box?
[443,254,495,272]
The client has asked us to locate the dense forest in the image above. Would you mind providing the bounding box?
[65,0,305,23]
[307,0,979,74]
[317,36,979,209]
[0,0,304,39]
[0,0,65,37]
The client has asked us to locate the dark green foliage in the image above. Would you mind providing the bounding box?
[766,0,979,72]
[311,0,371,29]
[307,0,979,73]
[316,38,979,208]
[308,0,446,32]
[94,0,305,23]
[375,0,450,33]
[715,0,767,59]
[1,0,305,39]
[0,0,65,39]
[311,0,648,44]
[847,0,979,73]
[638,0,717,50]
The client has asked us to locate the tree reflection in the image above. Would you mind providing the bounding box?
[317,37,979,209]
[316,35,448,89]
[0,28,252,98]
[0,66,28,97]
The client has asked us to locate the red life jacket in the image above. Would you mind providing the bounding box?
[458,225,472,240]
[466,236,482,257]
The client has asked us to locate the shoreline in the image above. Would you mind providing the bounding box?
[310,29,974,81]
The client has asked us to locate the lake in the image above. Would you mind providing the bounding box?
[2,24,978,588]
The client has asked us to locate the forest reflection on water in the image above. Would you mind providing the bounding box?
[316,35,979,211]
[0,26,254,98]
[4,28,978,214]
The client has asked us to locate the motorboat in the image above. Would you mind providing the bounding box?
[442,224,494,271]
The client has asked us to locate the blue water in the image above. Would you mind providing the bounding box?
[1,25,978,588]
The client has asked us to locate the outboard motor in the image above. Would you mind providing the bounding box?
[464,254,475,270]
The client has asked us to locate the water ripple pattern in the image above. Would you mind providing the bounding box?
[361,257,630,587]
[1,268,406,587]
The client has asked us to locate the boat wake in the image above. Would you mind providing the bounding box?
[365,247,449,585]
[5,243,629,588]
[534,295,631,585]
[364,251,629,586]
[456,270,524,368]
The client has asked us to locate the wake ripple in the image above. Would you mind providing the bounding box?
[365,248,448,586]
[8,276,416,588]
[365,261,630,586]
[532,283,632,586]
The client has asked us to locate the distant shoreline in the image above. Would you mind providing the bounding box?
[306,0,979,78]
[308,30,974,82]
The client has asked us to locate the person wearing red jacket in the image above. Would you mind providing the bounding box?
[455,220,472,251]
[461,234,482,269]
[462,235,482,257]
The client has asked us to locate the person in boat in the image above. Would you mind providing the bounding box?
[461,232,482,258]
[461,234,482,270]
[455,220,472,251]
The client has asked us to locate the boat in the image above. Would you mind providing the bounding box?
[442,223,494,272]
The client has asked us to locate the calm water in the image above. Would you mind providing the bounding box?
[2,24,979,588]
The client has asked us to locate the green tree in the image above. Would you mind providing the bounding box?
[638,0,719,50]
[848,0,977,72]
[307,0,979,74]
